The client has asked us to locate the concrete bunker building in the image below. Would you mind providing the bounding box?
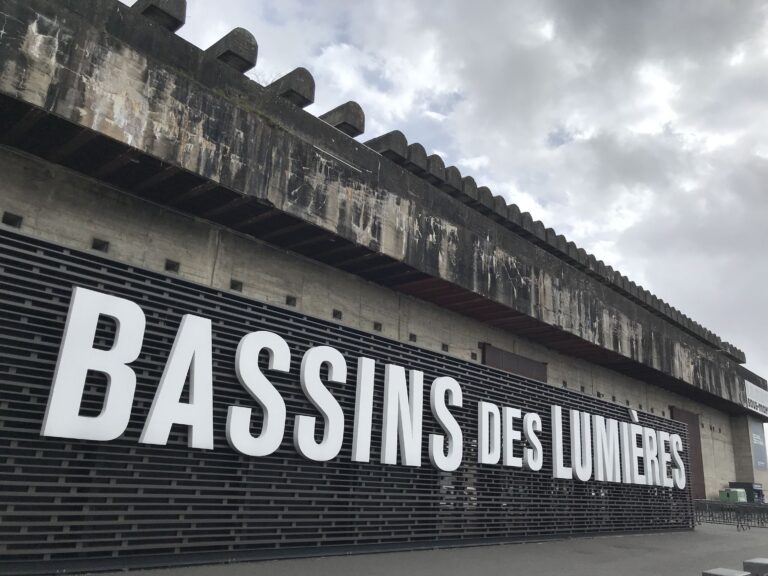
[0,0,767,573]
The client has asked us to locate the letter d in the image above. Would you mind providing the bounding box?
[41,287,145,441]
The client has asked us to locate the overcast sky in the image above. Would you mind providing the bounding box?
[149,0,767,378]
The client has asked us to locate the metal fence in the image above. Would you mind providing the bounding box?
[695,500,768,530]
[0,230,693,574]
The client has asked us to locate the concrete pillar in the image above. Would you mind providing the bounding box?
[730,414,768,486]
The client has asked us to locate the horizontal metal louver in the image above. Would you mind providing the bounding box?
[0,230,693,575]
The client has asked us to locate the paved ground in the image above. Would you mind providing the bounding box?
[99,524,767,576]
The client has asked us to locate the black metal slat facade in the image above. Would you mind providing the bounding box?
[0,229,693,574]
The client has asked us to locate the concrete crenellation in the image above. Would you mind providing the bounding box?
[130,0,186,32]
[554,233,568,254]
[318,101,366,137]
[0,0,751,408]
[544,227,558,246]
[531,220,547,244]
[204,27,258,73]
[586,254,598,276]
[473,186,495,216]
[461,175,479,202]
[440,165,464,196]
[567,241,580,262]
[405,143,428,176]
[425,154,446,185]
[491,195,508,223]
[267,67,316,108]
[364,130,408,163]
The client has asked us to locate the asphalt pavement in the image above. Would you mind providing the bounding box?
[96,523,768,576]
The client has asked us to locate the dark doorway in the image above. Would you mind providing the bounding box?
[670,406,706,500]
[481,343,548,382]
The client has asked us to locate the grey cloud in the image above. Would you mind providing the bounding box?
[617,152,768,373]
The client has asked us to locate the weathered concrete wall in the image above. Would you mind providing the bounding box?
[0,0,749,408]
[0,145,740,497]
[731,416,756,484]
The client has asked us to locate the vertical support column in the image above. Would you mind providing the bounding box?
[730,414,768,488]
[671,406,707,499]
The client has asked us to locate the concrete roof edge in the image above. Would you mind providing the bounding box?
[8,0,747,365]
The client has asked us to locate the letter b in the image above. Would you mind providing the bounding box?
[41,287,145,441]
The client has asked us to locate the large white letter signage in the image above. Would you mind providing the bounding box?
[294,346,347,462]
[227,331,290,457]
[429,376,463,472]
[41,287,146,441]
[38,287,690,491]
[140,314,214,449]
